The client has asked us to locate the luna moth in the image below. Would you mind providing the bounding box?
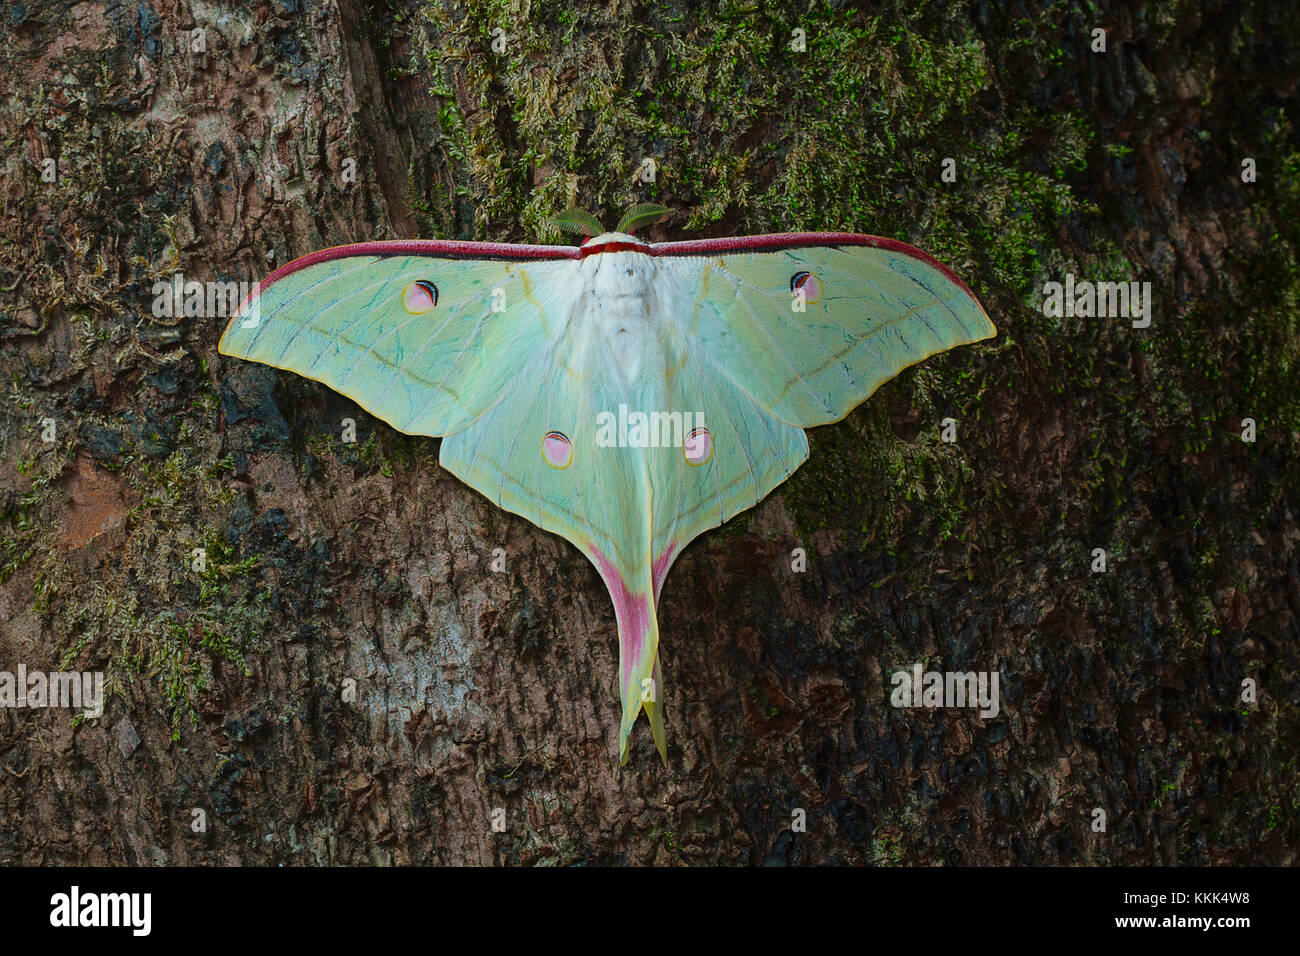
[217,205,995,765]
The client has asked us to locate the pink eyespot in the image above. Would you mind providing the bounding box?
[402,280,439,314]
[790,271,822,305]
[542,431,573,469]
[683,427,713,466]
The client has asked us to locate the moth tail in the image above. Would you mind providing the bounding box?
[615,599,666,767]
[641,654,668,764]
[589,565,663,766]
[590,545,671,766]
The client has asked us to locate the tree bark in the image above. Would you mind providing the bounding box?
[0,0,1296,865]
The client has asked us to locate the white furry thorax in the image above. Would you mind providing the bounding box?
[576,232,660,383]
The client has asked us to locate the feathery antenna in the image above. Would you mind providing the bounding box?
[615,204,670,235]
[548,208,604,238]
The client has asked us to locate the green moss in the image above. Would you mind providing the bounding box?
[412,0,1128,567]
[29,450,272,742]
[873,831,905,866]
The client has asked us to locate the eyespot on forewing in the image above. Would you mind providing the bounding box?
[790,271,822,305]
[402,280,439,314]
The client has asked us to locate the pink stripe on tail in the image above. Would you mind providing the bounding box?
[591,549,652,685]
[590,543,677,764]
[651,542,678,602]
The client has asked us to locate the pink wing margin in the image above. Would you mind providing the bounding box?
[236,238,582,314]
[650,232,983,305]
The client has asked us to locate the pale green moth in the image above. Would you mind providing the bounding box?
[217,206,996,765]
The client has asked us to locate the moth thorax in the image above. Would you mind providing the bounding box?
[581,247,654,300]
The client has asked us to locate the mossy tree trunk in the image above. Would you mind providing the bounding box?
[0,0,1296,864]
